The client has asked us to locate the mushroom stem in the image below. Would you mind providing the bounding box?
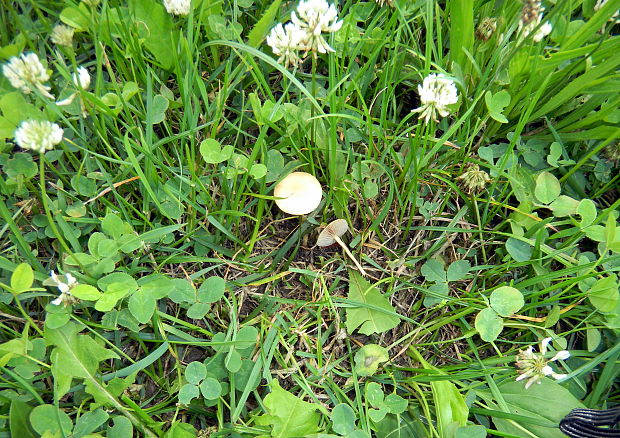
[333,235,368,276]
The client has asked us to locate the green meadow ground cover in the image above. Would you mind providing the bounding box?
[0,0,619,436]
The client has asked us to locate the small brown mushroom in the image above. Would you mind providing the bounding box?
[317,219,368,276]
[273,171,322,215]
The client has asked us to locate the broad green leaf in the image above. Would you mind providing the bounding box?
[130,0,175,70]
[138,274,172,299]
[505,238,532,262]
[421,259,446,283]
[485,90,511,123]
[490,286,524,317]
[225,348,242,373]
[548,195,579,217]
[4,153,37,179]
[108,416,133,438]
[200,139,234,164]
[249,163,267,179]
[577,199,597,227]
[331,404,356,435]
[0,93,42,138]
[534,172,561,205]
[424,282,450,307]
[477,379,584,438]
[247,0,283,47]
[30,404,73,436]
[101,212,133,239]
[45,322,119,401]
[366,382,384,407]
[0,338,32,366]
[96,282,133,312]
[197,276,226,303]
[73,409,109,437]
[353,344,388,377]
[456,425,487,438]
[235,325,259,351]
[447,260,471,282]
[71,284,102,301]
[199,377,222,400]
[546,142,562,167]
[187,302,210,319]
[256,379,321,438]
[345,270,399,335]
[588,275,619,312]
[150,95,168,124]
[11,263,33,294]
[586,327,601,352]
[475,308,504,342]
[368,406,388,423]
[128,289,156,324]
[168,279,195,304]
[178,384,199,405]
[9,400,36,438]
[163,422,197,438]
[60,5,90,30]
[185,361,206,385]
[384,394,408,414]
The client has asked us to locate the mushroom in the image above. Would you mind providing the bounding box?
[274,171,322,215]
[317,219,368,276]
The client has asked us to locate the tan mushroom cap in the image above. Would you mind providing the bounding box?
[274,171,322,215]
[317,219,349,247]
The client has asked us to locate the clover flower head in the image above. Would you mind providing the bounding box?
[163,0,190,16]
[412,73,459,123]
[51,24,75,47]
[515,337,570,389]
[2,53,54,98]
[267,22,307,68]
[518,1,552,43]
[14,120,64,154]
[47,270,79,306]
[476,17,498,42]
[457,164,491,193]
[519,16,552,42]
[291,0,343,54]
[72,67,91,90]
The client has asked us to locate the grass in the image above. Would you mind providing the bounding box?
[0,0,619,437]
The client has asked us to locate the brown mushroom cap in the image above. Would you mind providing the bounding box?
[274,172,322,215]
[317,219,349,247]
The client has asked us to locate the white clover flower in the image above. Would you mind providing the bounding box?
[515,337,570,389]
[267,22,307,68]
[412,73,459,123]
[457,163,491,193]
[47,271,79,306]
[51,24,75,47]
[291,0,343,54]
[163,0,191,16]
[14,120,64,154]
[72,67,91,90]
[375,0,394,6]
[519,13,552,42]
[2,53,54,98]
